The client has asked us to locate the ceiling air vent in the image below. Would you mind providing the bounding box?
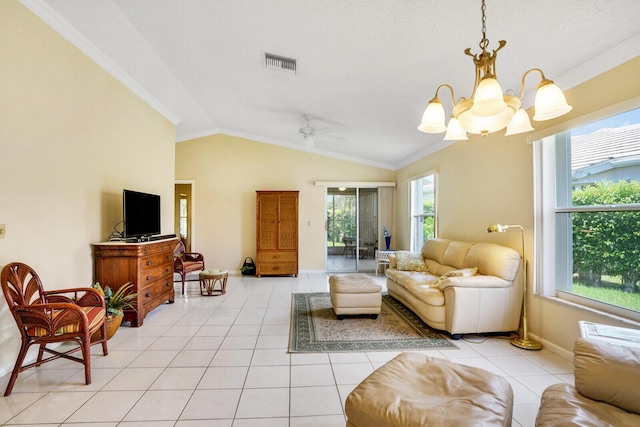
[264,52,297,74]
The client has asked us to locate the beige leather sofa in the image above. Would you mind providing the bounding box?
[385,238,522,339]
[536,337,640,426]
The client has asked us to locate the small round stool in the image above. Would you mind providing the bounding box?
[199,269,228,296]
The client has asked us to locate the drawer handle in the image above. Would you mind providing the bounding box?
[166,282,171,287]
[145,292,151,297]
[146,276,152,281]
[273,255,280,259]
[146,261,152,266]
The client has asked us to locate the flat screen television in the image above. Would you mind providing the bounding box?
[123,189,161,240]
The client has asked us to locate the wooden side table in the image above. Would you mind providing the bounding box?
[199,269,228,296]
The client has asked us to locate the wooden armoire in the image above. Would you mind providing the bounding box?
[256,191,299,277]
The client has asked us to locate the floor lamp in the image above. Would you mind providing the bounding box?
[487,223,542,350]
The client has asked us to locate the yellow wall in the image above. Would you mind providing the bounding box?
[396,56,640,353]
[0,1,175,376]
[175,134,396,271]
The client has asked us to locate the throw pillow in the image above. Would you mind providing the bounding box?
[395,251,428,272]
[432,267,478,287]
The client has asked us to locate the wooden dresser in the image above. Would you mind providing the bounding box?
[93,238,177,326]
[256,191,299,277]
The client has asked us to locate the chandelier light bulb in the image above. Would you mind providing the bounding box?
[444,117,468,141]
[505,108,534,136]
[418,99,447,133]
[533,80,573,121]
[471,76,507,117]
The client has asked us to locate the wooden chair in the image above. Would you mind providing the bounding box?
[173,240,205,294]
[1,262,108,396]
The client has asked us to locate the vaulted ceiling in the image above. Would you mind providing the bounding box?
[26,0,640,169]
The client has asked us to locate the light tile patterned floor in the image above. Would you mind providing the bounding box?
[0,273,573,426]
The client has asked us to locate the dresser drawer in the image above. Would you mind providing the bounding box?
[139,278,174,302]
[140,259,172,284]
[258,263,297,275]
[258,251,297,263]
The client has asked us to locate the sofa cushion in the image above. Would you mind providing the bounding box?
[422,238,451,264]
[465,243,520,281]
[442,241,473,269]
[574,337,640,414]
[536,383,640,427]
[432,267,477,287]
[386,269,434,291]
[395,251,428,272]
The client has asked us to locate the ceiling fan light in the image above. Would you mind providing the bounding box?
[505,108,534,136]
[533,80,572,121]
[304,136,314,149]
[444,117,468,140]
[471,77,507,117]
[418,100,447,133]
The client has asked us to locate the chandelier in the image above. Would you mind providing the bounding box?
[418,0,572,140]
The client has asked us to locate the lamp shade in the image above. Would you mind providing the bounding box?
[444,117,468,141]
[458,105,515,135]
[486,223,507,233]
[418,100,447,133]
[533,81,572,121]
[505,108,535,136]
[471,77,507,117]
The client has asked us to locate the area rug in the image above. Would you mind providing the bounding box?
[289,292,457,352]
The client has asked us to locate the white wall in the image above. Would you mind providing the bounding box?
[175,134,396,272]
[0,1,175,377]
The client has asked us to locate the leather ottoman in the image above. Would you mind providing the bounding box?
[345,352,514,427]
[329,274,382,320]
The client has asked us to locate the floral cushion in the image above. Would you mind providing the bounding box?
[432,267,478,287]
[395,251,428,272]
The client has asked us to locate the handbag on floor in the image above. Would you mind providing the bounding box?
[241,257,256,276]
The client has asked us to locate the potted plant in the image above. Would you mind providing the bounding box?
[91,282,137,340]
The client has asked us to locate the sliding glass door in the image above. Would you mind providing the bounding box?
[326,187,377,272]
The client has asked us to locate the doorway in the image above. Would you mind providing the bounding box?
[174,182,193,251]
[326,187,377,272]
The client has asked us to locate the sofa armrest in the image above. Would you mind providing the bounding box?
[438,275,511,290]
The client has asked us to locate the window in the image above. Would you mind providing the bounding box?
[410,173,437,251]
[536,106,640,319]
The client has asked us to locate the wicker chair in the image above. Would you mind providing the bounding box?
[173,240,205,294]
[1,262,108,396]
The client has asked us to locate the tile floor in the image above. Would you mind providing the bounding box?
[0,273,574,426]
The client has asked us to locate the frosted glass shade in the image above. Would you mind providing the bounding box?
[444,117,468,140]
[471,77,507,117]
[458,105,514,135]
[505,108,534,136]
[533,82,572,121]
[418,101,447,133]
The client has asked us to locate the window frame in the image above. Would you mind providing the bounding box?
[409,171,438,252]
[534,96,640,321]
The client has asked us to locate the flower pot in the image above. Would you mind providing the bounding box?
[91,313,123,341]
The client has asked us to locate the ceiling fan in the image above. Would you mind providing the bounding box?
[297,114,326,148]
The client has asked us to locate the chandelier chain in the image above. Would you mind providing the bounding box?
[479,0,488,51]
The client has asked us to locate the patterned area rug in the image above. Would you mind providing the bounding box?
[289,292,457,352]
